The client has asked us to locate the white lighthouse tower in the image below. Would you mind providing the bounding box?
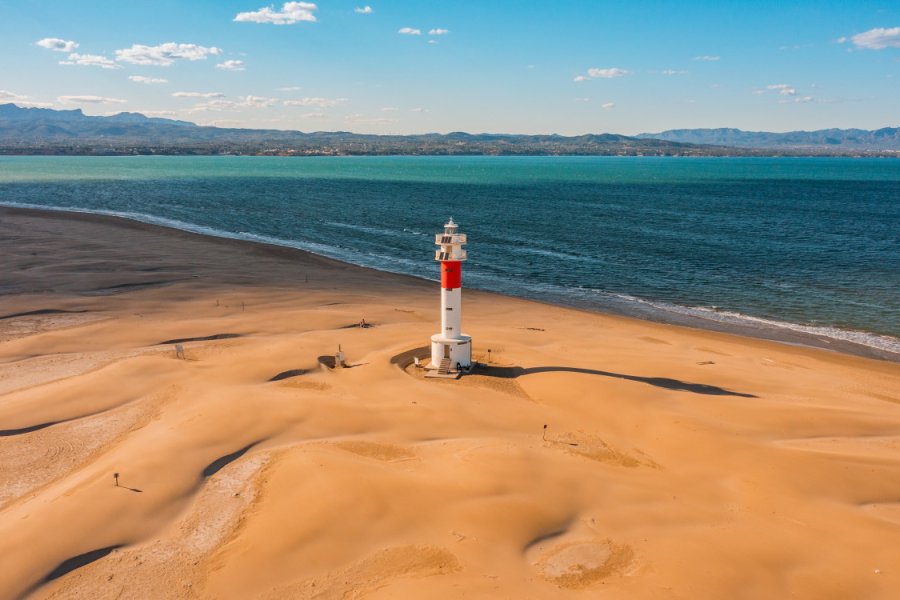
[429,218,472,373]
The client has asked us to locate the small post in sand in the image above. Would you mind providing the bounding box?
[113,472,120,487]
[542,424,548,441]
[336,344,346,369]
[174,344,185,360]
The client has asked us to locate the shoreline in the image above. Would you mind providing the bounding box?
[2,203,897,364]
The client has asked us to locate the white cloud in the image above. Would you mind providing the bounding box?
[60,53,120,69]
[835,36,848,44]
[301,112,328,119]
[283,97,348,107]
[846,27,900,50]
[129,75,168,84]
[693,55,720,61]
[354,6,373,14]
[662,69,688,75]
[0,90,52,107]
[216,60,246,71]
[410,107,429,113]
[234,2,318,24]
[398,27,422,35]
[0,90,26,101]
[768,83,796,96]
[36,38,78,52]
[173,91,225,98]
[192,96,278,111]
[429,28,449,35]
[428,40,439,45]
[58,95,126,104]
[588,67,628,78]
[601,102,615,109]
[381,107,398,112]
[277,86,302,91]
[575,67,629,82]
[115,43,222,66]
[780,95,814,104]
[242,95,278,107]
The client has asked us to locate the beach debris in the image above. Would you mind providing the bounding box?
[175,344,186,359]
[113,472,119,487]
[543,424,548,441]
[697,360,715,365]
[336,344,346,369]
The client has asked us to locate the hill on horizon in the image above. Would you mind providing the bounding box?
[636,126,900,150]
[0,104,897,156]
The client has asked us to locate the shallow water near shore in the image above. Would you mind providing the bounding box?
[1,155,898,359]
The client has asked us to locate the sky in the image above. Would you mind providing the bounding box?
[0,0,898,135]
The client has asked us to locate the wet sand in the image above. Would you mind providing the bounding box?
[1,206,899,599]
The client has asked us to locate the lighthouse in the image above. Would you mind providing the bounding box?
[430,218,472,373]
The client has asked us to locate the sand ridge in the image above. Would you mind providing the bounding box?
[1,207,900,599]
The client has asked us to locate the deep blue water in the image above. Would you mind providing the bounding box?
[1,156,898,357]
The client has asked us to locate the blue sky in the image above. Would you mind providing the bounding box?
[0,1,898,135]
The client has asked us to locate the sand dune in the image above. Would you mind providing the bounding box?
[1,207,899,599]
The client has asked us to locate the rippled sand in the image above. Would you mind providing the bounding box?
[1,207,899,599]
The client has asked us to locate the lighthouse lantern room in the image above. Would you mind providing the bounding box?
[430,218,472,372]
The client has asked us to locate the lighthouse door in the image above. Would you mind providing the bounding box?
[443,345,451,359]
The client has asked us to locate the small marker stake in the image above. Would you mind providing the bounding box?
[114,472,120,487]
[542,424,548,441]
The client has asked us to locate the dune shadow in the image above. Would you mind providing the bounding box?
[0,308,88,320]
[159,333,241,345]
[339,322,376,329]
[269,368,308,382]
[479,365,756,398]
[87,279,187,296]
[41,545,122,584]
[0,421,58,437]
[390,346,431,369]
[202,442,258,478]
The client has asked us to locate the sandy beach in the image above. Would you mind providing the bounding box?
[1,205,899,599]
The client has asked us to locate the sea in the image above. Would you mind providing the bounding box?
[1,155,898,360]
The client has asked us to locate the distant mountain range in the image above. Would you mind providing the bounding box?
[636,127,900,150]
[0,104,897,156]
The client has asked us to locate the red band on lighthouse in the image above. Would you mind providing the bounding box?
[441,261,462,289]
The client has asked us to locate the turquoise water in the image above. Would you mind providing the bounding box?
[1,156,898,358]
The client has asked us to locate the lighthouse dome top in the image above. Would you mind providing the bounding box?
[444,217,459,234]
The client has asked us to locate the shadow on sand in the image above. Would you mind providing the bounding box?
[41,545,122,584]
[478,365,757,398]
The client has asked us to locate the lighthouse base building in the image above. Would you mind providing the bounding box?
[428,218,472,372]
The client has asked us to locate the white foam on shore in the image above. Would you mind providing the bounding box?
[593,290,900,356]
[3,200,898,359]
